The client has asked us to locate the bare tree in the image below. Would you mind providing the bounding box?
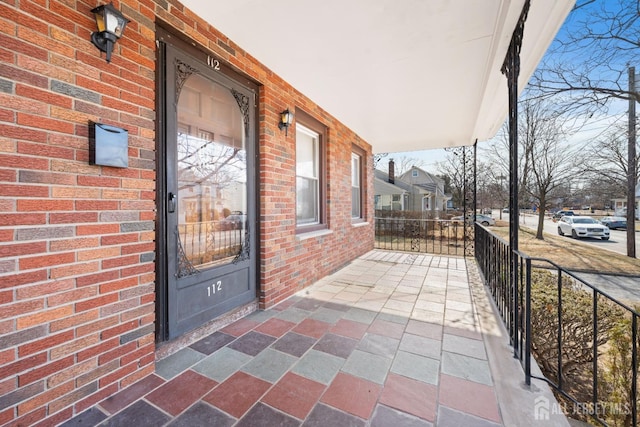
[582,175,624,211]
[585,121,640,189]
[529,0,639,112]
[486,98,584,239]
[436,152,465,209]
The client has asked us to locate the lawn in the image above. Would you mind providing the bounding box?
[490,225,640,276]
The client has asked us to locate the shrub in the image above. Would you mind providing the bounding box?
[530,269,626,420]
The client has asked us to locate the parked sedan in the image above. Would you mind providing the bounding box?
[451,214,495,226]
[557,216,610,240]
[475,214,496,226]
[552,210,575,220]
[599,216,626,230]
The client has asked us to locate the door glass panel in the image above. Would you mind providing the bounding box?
[176,73,246,269]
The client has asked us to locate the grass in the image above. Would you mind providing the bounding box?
[490,225,640,275]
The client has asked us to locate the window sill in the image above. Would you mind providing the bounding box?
[351,221,369,228]
[296,229,333,241]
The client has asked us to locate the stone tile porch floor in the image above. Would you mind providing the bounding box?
[62,250,569,427]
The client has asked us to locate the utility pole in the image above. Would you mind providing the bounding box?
[628,66,637,258]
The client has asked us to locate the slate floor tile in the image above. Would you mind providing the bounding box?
[100,400,170,427]
[443,325,483,340]
[320,372,382,419]
[292,349,344,385]
[441,351,492,385]
[246,310,276,323]
[99,374,164,414]
[310,307,344,324]
[341,349,392,384]
[192,346,252,382]
[437,406,502,427]
[220,318,260,337]
[203,371,271,419]
[227,331,276,356]
[261,372,326,419]
[390,351,440,385]
[442,333,486,360]
[323,301,351,312]
[272,297,299,311]
[294,298,324,312]
[357,333,400,359]
[405,320,443,340]
[367,318,405,339]
[313,333,358,359]
[342,307,377,324]
[292,318,332,339]
[271,332,317,357]
[235,402,301,427]
[302,403,365,427]
[241,348,297,383]
[377,312,410,325]
[59,407,107,427]
[371,405,434,427]
[399,333,441,359]
[254,317,296,338]
[276,307,313,324]
[438,374,501,423]
[155,347,206,380]
[380,373,437,421]
[167,401,235,427]
[146,369,218,416]
[329,319,369,340]
[189,331,236,355]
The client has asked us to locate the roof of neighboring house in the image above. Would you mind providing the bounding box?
[374,169,415,195]
[374,168,452,200]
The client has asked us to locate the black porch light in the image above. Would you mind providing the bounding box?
[278,109,294,136]
[90,2,130,63]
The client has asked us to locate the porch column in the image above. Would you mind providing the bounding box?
[500,0,530,357]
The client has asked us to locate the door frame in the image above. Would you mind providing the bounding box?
[155,26,261,342]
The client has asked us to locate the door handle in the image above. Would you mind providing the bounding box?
[168,192,177,213]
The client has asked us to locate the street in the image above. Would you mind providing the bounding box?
[515,212,640,257]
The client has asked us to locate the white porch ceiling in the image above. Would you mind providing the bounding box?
[179,0,574,154]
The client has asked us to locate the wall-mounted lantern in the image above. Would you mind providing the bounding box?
[278,109,294,136]
[90,2,130,63]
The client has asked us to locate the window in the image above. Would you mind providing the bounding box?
[351,152,361,219]
[412,169,418,177]
[296,111,326,231]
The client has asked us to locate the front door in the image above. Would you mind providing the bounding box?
[158,37,257,340]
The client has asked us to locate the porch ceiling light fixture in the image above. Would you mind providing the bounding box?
[90,2,130,63]
[278,109,294,136]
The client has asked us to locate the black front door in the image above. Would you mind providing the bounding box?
[158,38,257,340]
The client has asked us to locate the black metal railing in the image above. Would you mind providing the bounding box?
[476,224,639,426]
[374,217,469,256]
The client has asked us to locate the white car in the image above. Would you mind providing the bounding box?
[450,214,495,226]
[557,216,610,240]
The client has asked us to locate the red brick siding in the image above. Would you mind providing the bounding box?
[0,0,374,425]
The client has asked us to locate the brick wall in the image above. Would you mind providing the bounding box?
[0,0,373,425]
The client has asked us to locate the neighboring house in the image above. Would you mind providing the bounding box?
[611,184,640,219]
[374,160,451,213]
